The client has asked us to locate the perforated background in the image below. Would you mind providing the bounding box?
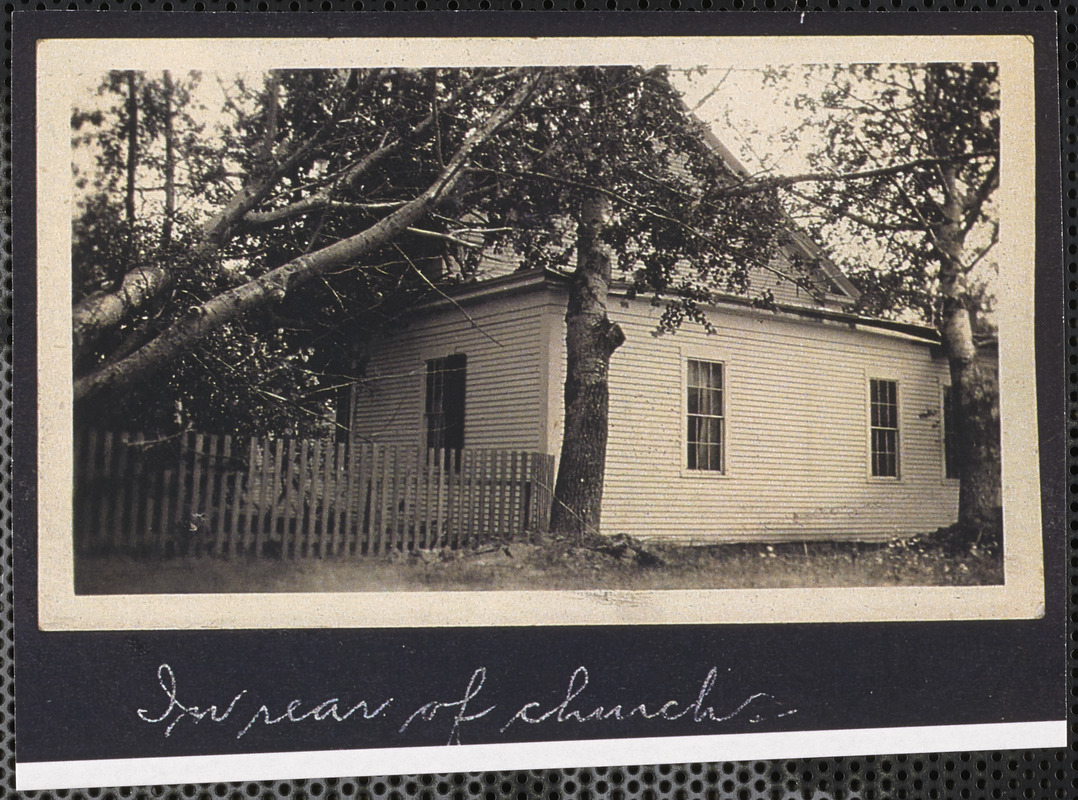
[1,5,1073,798]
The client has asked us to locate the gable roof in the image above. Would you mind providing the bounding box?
[460,107,861,310]
[694,123,862,304]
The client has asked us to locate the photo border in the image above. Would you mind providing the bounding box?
[36,32,1045,631]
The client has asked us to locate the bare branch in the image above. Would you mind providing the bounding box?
[962,159,1000,236]
[406,227,483,248]
[718,151,995,198]
[784,186,925,233]
[962,220,1000,274]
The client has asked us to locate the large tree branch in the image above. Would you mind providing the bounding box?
[717,150,995,198]
[72,265,171,352]
[71,71,372,356]
[74,73,541,401]
[237,70,524,232]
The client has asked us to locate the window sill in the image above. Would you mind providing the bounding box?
[680,468,731,479]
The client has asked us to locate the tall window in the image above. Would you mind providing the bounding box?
[425,354,466,454]
[869,378,899,478]
[687,359,724,472]
[942,385,960,479]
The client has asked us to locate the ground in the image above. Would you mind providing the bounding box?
[74,532,1002,594]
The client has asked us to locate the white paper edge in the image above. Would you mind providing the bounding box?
[16,720,1067,791]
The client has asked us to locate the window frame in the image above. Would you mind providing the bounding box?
[422,352,467,457]
[682,355,729,477]
[866,376,901,480]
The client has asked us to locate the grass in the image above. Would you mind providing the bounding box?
[74,533,1003,595]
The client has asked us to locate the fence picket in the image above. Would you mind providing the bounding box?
[372,444,385,556]
[506,451,518,540]
[353,443,372,557]
[502,451,513,540]
[508,451,518,538]
[380,445,392,554]
[142,467,156,555]
[278,437,297,558]
[487,449,499,543]
[461,450,473,551]
[129,435,147,550]
[112,432,135,552]
[464,449,477,550]
[186,433,206,555]
[408,447,422,551]
[250,437,267,558]
[303,440,322,557]
[226,469,242,557]
[317,441,335,557]
[426,449,440,549]
[238,438,256,556]
[210,435,232,556]
[329,442,345,556]
[393,445,406,552]
[339,443,356,556]
[489,449,501,542]
[398,446,411,552]
[441,451,452,550]
[158,468,174,555]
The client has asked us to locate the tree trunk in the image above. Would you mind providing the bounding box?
[936,208,1002,538]
[125,72,138,227]
[941,300,1001,534]
[124,71,139,270]
[548,185,625,543]
[161,70,175,249]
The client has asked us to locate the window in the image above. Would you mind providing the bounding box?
[942,385,959,479]
[687,359,724,472]
[425,354,466,454]
[869,378,899,477]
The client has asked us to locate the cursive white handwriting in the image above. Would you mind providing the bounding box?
[398,667,496,746]
[137,663,394,739]
[500,667,794,732]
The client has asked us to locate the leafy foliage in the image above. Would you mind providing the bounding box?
[761,63,1000,328]
[72,66,796,435]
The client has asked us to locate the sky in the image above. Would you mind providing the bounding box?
[673,67,819,177]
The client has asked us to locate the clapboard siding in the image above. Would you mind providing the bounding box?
[544,287,959,542]
[351,292,548,452]
[353,273,959,544]
[747,254,830,308]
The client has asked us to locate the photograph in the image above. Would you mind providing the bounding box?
[67,62,1009,593]
[14,19,1064,793]
[35,33,1044,628]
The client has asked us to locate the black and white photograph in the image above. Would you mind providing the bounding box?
[14,18,1065,793]
[35,33,1044,627]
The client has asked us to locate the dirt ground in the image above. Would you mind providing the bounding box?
[74,534,1003,595]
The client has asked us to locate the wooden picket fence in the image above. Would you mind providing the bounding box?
[73,430,555,558]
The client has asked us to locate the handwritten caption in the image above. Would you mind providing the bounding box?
[138,663,797,746]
